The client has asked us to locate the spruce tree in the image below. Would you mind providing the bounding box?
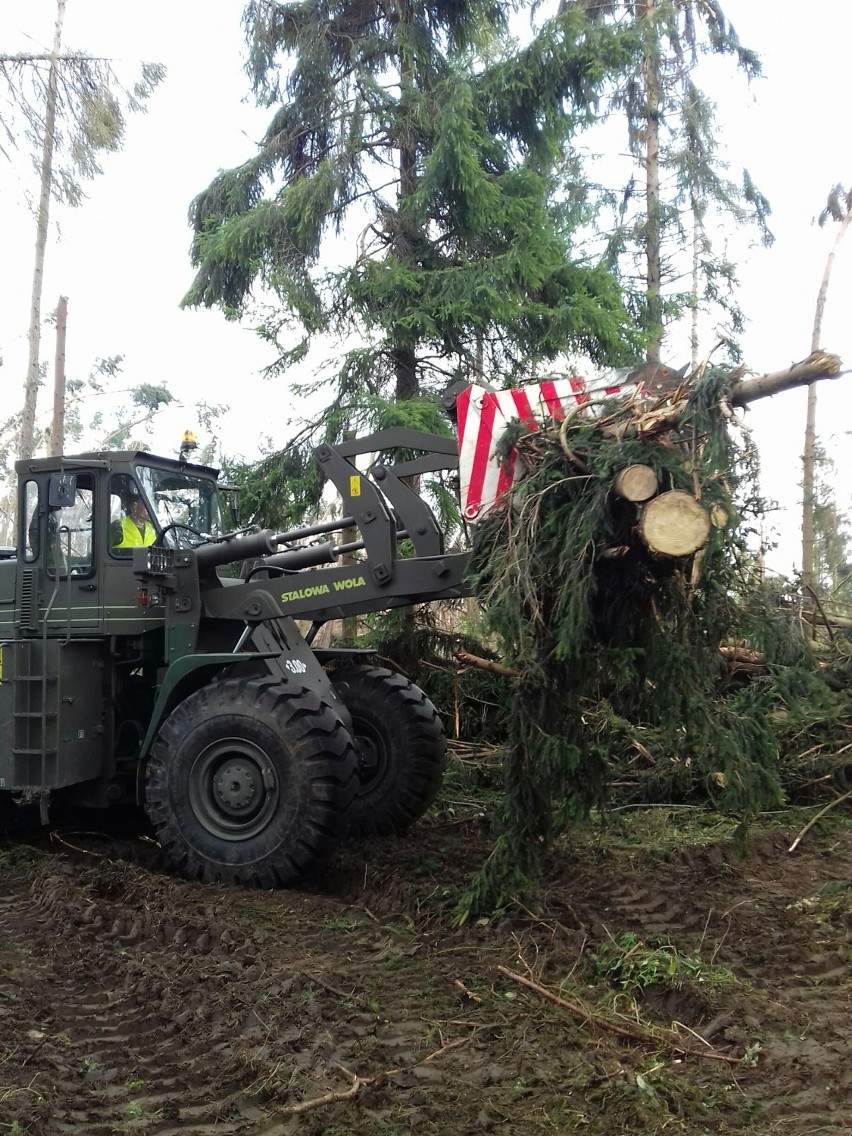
[184,0,643,520]
[569,0,772,363]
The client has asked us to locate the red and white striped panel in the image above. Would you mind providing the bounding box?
[456,373,639,521]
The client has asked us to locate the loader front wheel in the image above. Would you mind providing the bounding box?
[145,678,358,887]
[332,666,446,837]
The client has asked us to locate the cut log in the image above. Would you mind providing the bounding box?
[710,504,729,528]
[802,609,852,631]
[719,644,764,673]
[640,491,711,557]
[730,352,842,406]
[597,352,845,442]
[613,464,658,502]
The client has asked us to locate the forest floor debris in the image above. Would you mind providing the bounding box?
[1,802,850,1134]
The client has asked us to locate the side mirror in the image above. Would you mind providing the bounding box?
[48,473,77,508]
[219,485,240,528]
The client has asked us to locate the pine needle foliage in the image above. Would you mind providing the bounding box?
[568,0,772,358]
[458,371,837,915]
[184,0,645,425]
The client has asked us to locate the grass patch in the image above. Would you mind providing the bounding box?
[584,932,738,994]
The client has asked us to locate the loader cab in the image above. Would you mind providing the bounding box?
[13,451,227,640]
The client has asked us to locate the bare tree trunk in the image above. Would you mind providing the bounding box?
[640,0,662,365]
[21,0,66,461]
[801,385,817,595]
[731,353,842,405]
[690,195,708,371]
[802,199,852,594]
[392,0,418,404]
[50,294,68,456]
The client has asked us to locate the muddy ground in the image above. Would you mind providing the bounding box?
[0,792,850,1136]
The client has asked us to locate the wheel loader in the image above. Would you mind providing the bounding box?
[0,423,470,886]
[0,368,643,885]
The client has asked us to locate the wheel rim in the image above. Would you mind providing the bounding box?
[351,717,387,788]
[188,737,280,841]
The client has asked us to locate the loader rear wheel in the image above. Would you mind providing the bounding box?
[145,677,358,887]
[0,791,26,839]
[332,666,446,837]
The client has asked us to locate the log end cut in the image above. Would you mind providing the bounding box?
[640,490,711,558]
[613,464,659,502]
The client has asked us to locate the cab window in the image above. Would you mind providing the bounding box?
[134,465,224,543]
[109,474,158,557]
[23,480,39,562]
[45,474,95,579]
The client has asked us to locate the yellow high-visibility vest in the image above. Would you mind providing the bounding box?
[114,515,157,548]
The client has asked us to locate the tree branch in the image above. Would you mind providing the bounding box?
[0,52,113,64]
[787,789,852,854]
[454,649,521,678]
[496,965,742,1064]
[269,1037,471,1118]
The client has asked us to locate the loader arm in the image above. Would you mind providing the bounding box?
[133,427,471,650]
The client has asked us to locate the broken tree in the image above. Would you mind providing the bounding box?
[459,354,846,915]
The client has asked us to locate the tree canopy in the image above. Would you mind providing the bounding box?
[568,0,772,362]
[185,1,644,419]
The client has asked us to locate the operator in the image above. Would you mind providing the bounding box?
[112,491,157,549]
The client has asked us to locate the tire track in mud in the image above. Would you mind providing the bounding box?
[600,836,852,1131]
[723,898,852,1132]
[0,868,306,1134]
[3,827,851,1136]
[1,859,461,1136]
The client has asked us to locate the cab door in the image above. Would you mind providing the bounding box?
[100,472,164,638]
[29,472,101,634]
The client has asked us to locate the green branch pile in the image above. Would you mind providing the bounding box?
[460,371,847,913]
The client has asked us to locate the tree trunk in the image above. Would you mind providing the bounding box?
[21,0,66,461]
[731,353,842,406]
[689,196,707,372]
[392,341,418,402]
[640,0,662,365]
[50,294,68,456]
[801,385,817,595]
[393,0,419,404]
[802,201,852,595]
[597,354,843,444]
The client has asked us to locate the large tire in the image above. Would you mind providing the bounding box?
[144,677,358,887]
[332,665,446,837]
[0,791,25,840]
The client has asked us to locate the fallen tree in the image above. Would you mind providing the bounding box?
[730,350,843,405]
[458,358,849,915]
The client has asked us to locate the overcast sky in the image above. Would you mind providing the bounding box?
[1,0,850,574]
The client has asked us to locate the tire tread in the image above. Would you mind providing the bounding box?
[145,677,357,887]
